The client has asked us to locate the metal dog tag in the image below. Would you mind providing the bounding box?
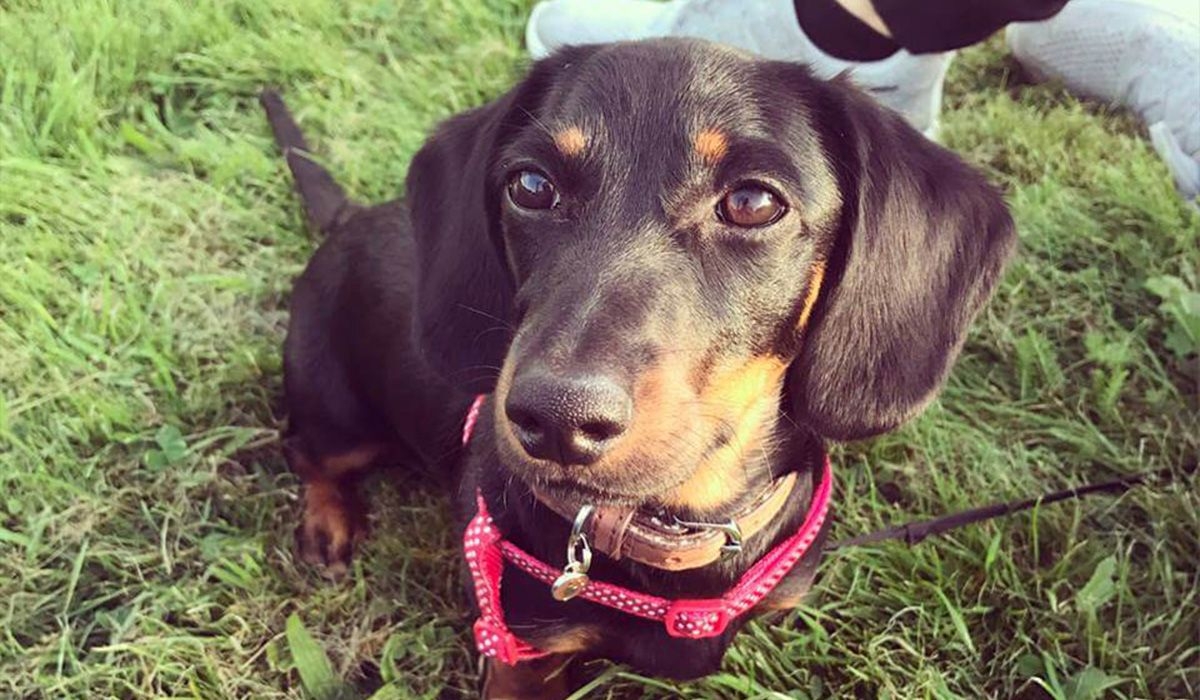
[551,563,590,601]
[552,505,595,602]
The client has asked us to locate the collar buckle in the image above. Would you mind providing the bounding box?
[663,599,732,638]
[672,516,744,556]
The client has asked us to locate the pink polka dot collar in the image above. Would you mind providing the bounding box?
[460,394,833,666]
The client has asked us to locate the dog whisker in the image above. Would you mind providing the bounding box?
[472,325,515,343]
[456,303,516,330]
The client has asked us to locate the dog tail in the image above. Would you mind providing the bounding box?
[260,89,352,234]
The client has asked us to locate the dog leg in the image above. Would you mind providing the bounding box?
[285,442,383,577]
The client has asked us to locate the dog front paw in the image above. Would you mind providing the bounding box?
[296,480,366,578]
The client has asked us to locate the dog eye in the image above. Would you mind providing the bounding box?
[507,170,560,210]
[718,184,786,228]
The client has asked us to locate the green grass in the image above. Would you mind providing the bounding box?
[0,1,1196,698]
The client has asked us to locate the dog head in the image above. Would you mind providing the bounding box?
[407,39,1014,509]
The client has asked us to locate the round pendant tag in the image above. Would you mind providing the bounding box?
[551,571,590,601]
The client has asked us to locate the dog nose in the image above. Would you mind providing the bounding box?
[504,372,632,466]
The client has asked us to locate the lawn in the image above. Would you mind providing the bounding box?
[1,1,1197,698]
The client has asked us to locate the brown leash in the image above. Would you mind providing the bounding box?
[828,463,1194,551]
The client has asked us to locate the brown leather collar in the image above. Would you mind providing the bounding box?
[532,471,800,572]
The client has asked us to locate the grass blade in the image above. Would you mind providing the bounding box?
[286,613,344,700]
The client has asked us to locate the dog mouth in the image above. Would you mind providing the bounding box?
[532,475,647,507]
[494,413,734,501]
[502,429,731,509]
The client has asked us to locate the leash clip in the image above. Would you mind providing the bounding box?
[552,504,594,601]
[673,516,744,556]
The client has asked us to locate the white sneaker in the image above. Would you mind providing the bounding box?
[525,0,953,138]
[1008,0,1200,201]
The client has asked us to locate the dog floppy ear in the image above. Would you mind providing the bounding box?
[406,51,586,392]
[788,76,1017,441]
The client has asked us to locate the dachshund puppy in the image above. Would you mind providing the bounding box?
[264,38,1014,698]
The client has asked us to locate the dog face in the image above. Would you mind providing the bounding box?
[408,40,1014,507]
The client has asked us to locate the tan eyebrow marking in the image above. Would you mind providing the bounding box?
[553,126,587,157]
[694,128,728,165]
[797,261,827,330]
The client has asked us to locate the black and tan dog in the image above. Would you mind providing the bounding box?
[263,38,1014,698]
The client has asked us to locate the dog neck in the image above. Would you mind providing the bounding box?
[473,409,826,598]
[527,429,807,572]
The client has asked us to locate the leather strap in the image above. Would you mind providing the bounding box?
[534,470,800,572]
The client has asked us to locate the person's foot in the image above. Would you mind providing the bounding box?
[525,0,952,138]
[1007,0,1200,202]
